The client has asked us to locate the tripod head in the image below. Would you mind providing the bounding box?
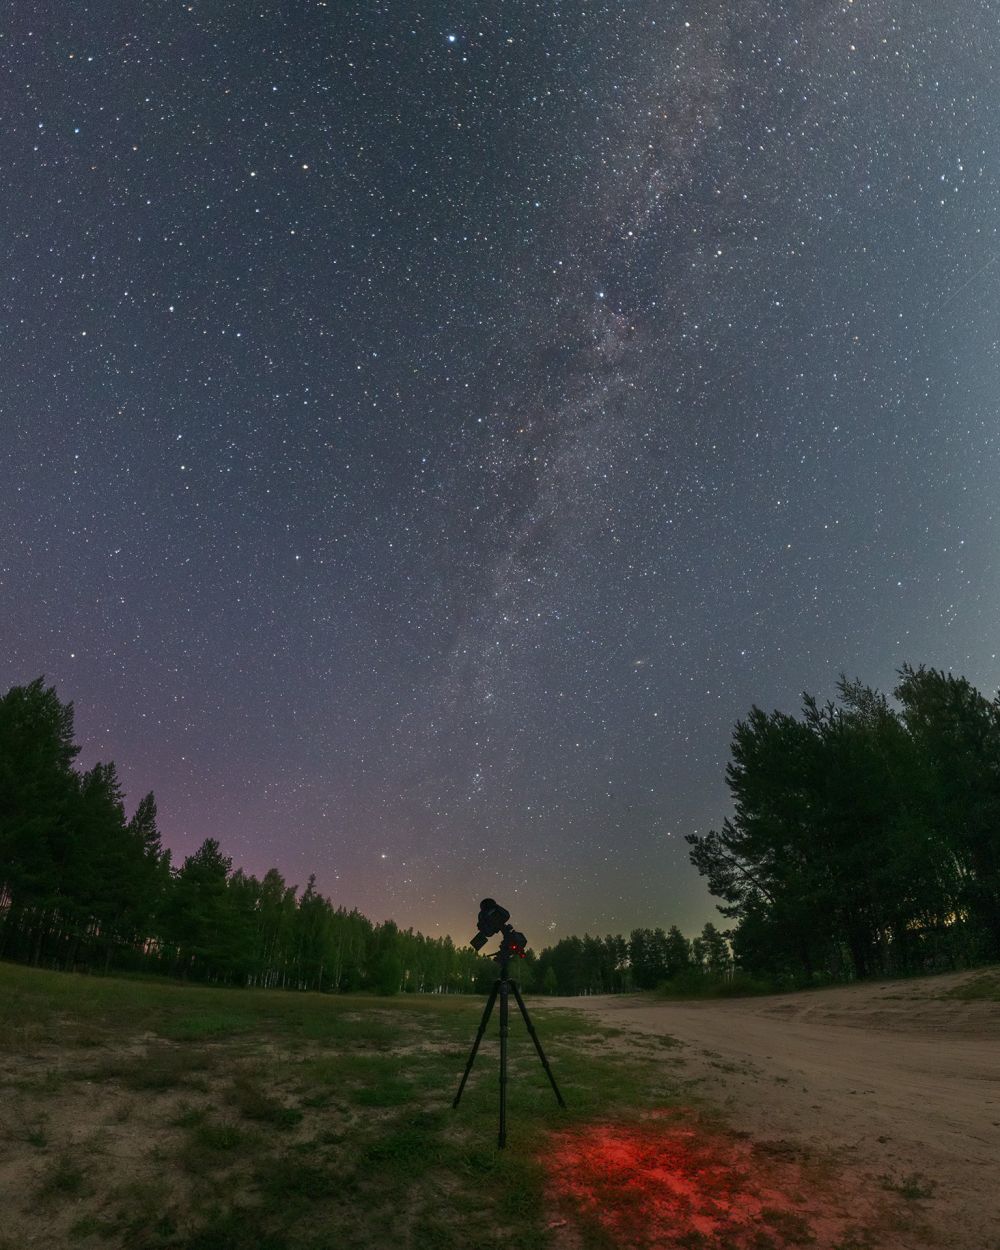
[494,923,528,968]
[468,898,527,969]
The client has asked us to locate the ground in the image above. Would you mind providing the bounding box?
[557,969,1000,1250]
[1,963,997,1249]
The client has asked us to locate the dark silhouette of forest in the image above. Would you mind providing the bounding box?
[4,666,999,997]
[687,667,1000,983]
[0,679,482,993]
[532,923,734,997]
[522,667,1000,996]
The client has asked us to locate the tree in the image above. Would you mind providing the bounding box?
[373,949,403,995]
[895,664,1000,959]
[162,838,238,980]
[688,673,968,982]
[0,678,80,961]
[697,922,731,976]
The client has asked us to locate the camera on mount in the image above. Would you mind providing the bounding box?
[455,895,565,1145]
[469,898,511,950]
[469,898,527,962]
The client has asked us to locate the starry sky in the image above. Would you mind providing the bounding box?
[4,2,1000,946]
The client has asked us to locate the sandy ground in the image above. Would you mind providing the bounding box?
[552,970,1000,1250]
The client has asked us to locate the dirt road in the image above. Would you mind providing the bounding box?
[555,971,1000,1248]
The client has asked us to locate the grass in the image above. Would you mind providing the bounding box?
[879,1171,936,1201]
[0,961,936,1249]
[943,970,1000,1001]
[655,970,780,999]
[37,1154,88,1199]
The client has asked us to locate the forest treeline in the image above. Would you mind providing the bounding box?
[532,922,733,996]
[686,666,1000,983]
[5,665,999,995]
[0,679,482,992]
[0,678,733,997]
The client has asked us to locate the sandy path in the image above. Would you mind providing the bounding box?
[551,971,1000,1248]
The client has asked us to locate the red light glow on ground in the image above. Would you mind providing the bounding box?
[544,1109,895,1248]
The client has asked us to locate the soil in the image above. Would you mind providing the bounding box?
[551,970,1000,1250]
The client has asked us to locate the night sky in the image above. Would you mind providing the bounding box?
[4,2,1000,946]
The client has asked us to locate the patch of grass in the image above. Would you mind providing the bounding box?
[228,1071,303,1127]
[173,1205,289,1250]
[72,1028,107,1048]
[193,1119,251,1152]
[353,1077,414,1106]
[101,1176,179,1243]
[297,1051,424,1109]
[297,1089,336,1109]
[254,1155,341,1203]
[7,1109,49,1147]
[361,1109,449,1171]
[879,1171,936,1200]
[69,1214,115,1240]
[655,970,779,998]
[109,1098,135,1123]
[87,1043,213,1090]
[37,1154,89,1200]
[1,963,934,1250]
[944,971,1000,1001]
[160,1012,252,1042]
[172,1102,208,1128]
[761,1205,816,1243]
[832,1234,878,1250]
[9,1065,71,1096]
[178,1118,258,1174]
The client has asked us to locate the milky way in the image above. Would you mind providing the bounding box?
[3,2,999,942]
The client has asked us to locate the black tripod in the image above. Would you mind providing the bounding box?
[452,927,566,1147]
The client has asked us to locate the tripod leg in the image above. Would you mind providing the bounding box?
[453,981,499,1108]
[498,976,509,1148]
[511,980,566,1108]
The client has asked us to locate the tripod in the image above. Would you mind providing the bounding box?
[452,928,566,1147]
